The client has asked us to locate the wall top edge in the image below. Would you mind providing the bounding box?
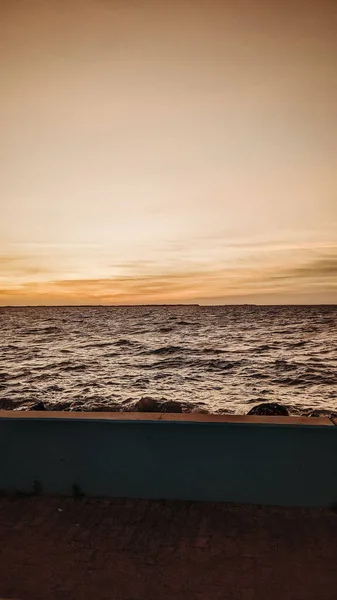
[0,410,334,427]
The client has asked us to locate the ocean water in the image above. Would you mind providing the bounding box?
[0,305,336,416]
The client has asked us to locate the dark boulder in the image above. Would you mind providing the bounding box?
[306,410,337,419]
[134,397,184,413]
[49,401,72,411]
[0,399,17,410]
[30,401,47,411]
[92,404,121,412]
[190,407,209,414]
[247,402,289,416]
[160,400,183,413]
[307,410,322,418]
[134,397,161,412]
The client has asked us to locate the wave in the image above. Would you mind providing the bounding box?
[62,364,89,372]
[201,348,226,354]
[273,377,309,386]
[21,326,62,335]
[198,359,237,371]
[139,357,185,369]
[32,360,74,371]
[274,359,297,370]
[83,341,115,349]
[254,344,279,352]
[1,304,336,415]
[114,339,136,347]
[144,345,184,355]
[2,344,20,351]
[42,326,62,334]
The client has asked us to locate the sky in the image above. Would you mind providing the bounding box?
[1,0,336,305]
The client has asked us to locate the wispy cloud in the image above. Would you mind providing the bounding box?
[285,256,337,279]
[0,254,51,278]
[1,250,336,305]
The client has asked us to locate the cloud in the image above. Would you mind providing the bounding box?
[1,244,336,305]
[0,254,51,283]
[0,254,51,278]
[288,256,337,278]
[270,255,337,281]
[1,251,336,305]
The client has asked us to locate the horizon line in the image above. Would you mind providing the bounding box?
[0,303,336,308]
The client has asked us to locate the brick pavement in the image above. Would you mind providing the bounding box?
[0,496,336,600]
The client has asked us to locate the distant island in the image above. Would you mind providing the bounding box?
[91,304,202,308]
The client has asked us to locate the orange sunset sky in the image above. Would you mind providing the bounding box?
[1,0,336,305]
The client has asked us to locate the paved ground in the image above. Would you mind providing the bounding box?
[0,496,336,600]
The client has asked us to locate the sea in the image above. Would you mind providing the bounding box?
[0,305,336,416]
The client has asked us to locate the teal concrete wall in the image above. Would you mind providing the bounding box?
[0,414,336,507]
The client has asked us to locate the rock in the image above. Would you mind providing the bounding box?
[49,401,72,411]
[134,397,183,413]
[135,397,161,412]
[190,407,209,414]
[0,399,18,410]
[307,410,322,418]
[160,400,183,413]
[30,401,47,411]
[247,402,289,416]
[306,410,337,419]
[93,404,120,412]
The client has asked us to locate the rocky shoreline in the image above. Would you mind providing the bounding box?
[2,397,336,419]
